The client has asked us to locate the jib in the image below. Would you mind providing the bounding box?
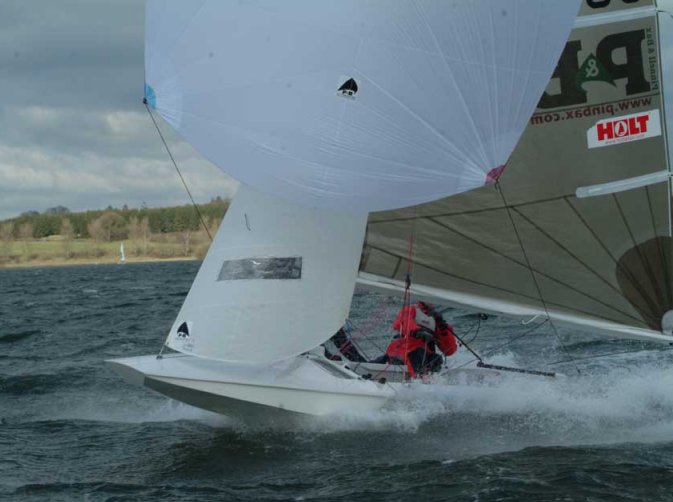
[539,30,650,110]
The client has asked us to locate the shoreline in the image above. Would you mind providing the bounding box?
[0,256,199,270]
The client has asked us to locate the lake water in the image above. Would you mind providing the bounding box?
[2,261,673,501]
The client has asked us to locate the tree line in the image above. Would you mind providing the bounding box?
[0,198,229,241]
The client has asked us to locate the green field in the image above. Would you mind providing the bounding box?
[0,231,211,268]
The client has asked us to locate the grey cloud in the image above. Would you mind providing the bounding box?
[0,144,238,218]
[1,0,237,220]
[1,0,143,110]
[1,105,171,159]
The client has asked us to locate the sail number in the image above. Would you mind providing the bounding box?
[586,0,642,7]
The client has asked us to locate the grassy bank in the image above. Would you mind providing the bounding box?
[0,232,210,269]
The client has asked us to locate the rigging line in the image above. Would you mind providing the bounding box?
[548,345,673,366]
[495,180,580,374]
[612,193,665,310]
[401,207,418,374]
[436,307,483,345]
[144,100,213,243]
[565,196,662,326]
[342,299,392,357]
[438,307,482,345]
[449,318,550,372]
[452,317,481,345]
[451,330,484,363]
[480,319,550,361]
[464,316,482,345]
[645,186,672,307]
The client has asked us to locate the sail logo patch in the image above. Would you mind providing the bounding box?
[587,109,661,148]
[176,321,190,339]
[576,54,615,89]
[173,321,194,352]
[337,77,358,99]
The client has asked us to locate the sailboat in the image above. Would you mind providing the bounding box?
[118,242,126,265]
[108,0,673,418]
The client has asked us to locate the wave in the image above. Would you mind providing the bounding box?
[0,329,42,344]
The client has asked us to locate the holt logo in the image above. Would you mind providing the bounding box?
[587,110,661,148]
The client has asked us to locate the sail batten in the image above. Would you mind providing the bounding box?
[576,170,670,198]
[575,6,656,28]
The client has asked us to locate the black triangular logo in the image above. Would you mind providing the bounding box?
[338,78,358,97]
[177,321,190,339]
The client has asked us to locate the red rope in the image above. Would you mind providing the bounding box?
[402,231,415,377]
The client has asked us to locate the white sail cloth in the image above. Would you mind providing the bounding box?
[145,0,581,211]
[167,185,367,363]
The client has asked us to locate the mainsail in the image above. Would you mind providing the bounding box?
[361,0,673,343]
[145,0,580,211]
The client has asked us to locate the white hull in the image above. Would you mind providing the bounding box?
[106,352,530,418]
[106,353,395,417]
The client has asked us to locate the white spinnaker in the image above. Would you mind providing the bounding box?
[145,0,581,211]
[167,185,367,363]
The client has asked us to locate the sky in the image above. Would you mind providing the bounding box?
[0,0,238,220]
[2,0,673,220]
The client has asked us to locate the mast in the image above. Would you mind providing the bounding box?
[655,1,673,237]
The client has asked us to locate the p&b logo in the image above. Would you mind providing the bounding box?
[539,30,650,110]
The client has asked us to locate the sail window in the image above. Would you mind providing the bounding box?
[217,257,302,281]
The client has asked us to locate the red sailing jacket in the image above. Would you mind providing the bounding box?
[385,305,427,358]
[385,305,459,376]
[435,324,458,356]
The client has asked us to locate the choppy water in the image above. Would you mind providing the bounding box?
[2,262,673,501]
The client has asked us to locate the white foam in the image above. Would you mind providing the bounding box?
[297,349,673,449]
[44,345,673,452]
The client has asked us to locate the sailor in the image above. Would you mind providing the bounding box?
[375,301,458,378]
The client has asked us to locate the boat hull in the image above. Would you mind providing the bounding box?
[107,352,553,418]
[106,353,394,418]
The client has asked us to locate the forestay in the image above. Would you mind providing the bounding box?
[360,0,673,342]
[167,185,367,363]
[145,0,580,211]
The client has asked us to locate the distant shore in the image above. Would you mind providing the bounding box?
[0,235,209,270]
[0,255,198,270]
